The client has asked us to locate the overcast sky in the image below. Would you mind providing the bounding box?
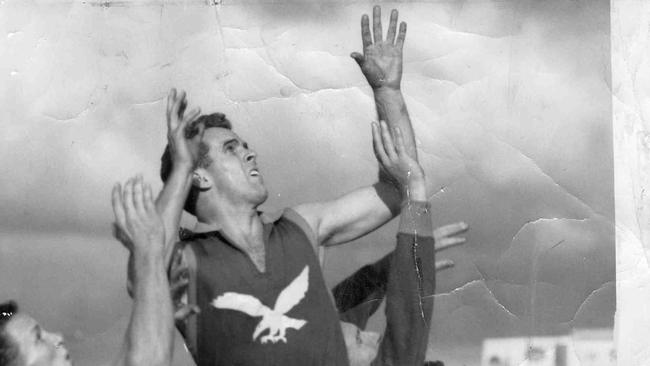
[0,0,613,365]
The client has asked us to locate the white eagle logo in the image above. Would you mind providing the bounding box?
[211,266,309,344]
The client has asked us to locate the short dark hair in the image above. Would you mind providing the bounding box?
[0,301,20,366]
[160,113,232,216]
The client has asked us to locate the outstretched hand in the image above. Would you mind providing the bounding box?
[351,6,406,90]
[112,176,165,257]
[166,89,203,171]
[433,221,469,272]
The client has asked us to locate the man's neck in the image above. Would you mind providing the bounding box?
[196,204,267,272]
[195,203,264,248]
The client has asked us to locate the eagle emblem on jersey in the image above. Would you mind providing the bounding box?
[211,266,309,344]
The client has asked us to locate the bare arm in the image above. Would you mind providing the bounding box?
[351,6,417,159]
[112,177,174,366]
[156,89,202,265]
[124,90,202,303]
[155,167,193,265]
[294,7,419,246]
[294,122,417,246]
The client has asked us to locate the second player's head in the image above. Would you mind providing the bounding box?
[0,301,72,366]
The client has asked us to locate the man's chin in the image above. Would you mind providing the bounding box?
[256,191,269,205]
[249,189,269,207]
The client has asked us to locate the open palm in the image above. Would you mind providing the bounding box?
[351,6,406,90]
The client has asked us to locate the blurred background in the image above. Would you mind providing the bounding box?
[0,0,614,365]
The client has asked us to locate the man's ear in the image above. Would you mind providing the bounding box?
[192,169,212,191]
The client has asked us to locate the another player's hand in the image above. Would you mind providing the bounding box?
[351,6,406,91]
[112,176,165,257]
[166,88,203,172]
[372,120,424,198]
[433,221,469,272]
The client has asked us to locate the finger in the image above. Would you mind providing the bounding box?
[143,183,155,214]
[183,107,201,125]
[373,5,382,44]
[396,22,407,51]
[166,88,176,127]
[191,117,206,141]
[111,183,127,230]
[380,121,398,161]
[122,178,135,219]
[435,260,455,272]
[350,52,365,68]
[371,122,390,166]
[178,91,188,120]
[361,14,372,50]
[170,90,185,127]
[132,175,145,216]
[386,9,398,44]
[434,222,469,238]
[180,107,202,139]
[112,223,133,250]
[435,237,466,252]
[393,127,407,157]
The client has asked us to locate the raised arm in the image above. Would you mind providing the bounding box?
[124,90,202,299]
[156,89,202,264]
[351,6,416,159]
[294,7,419,247]
[112,176,174,366]
[370,122,433,366]
[293,121,418,246]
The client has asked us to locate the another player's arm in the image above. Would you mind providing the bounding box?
[293,7,419,246]
[334,222,466,324]
[351,6,416,159]
[369,123,432,366]
[112,176,174,366]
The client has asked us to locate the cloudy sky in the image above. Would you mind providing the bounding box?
[0,0,613,365]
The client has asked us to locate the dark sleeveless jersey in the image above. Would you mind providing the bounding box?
[176,209,349,366]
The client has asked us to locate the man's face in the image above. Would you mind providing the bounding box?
[5,313,72,366]
[199,127,268,206]
[340,321,380,366]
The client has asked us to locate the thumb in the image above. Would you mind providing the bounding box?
[350,52,365,67]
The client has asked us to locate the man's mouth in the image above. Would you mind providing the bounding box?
[249,168,260,177]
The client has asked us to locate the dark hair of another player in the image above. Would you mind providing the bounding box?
[160,113,232,216]
[0,301,20,366]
